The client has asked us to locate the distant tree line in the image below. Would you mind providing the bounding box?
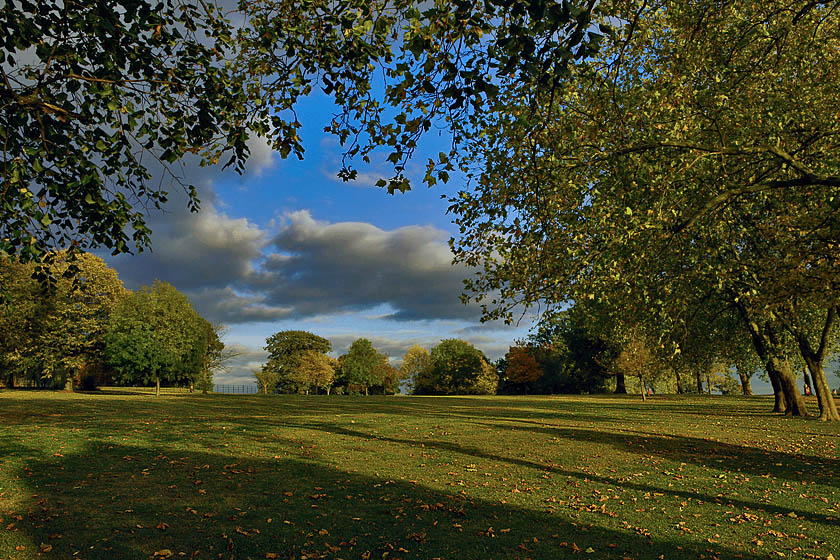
[0,253,225,394]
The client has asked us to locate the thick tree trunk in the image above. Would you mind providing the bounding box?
[738,308,804,415]
[615,372,627,394]
[769,356,808,417]
[695,370,703,393]
[803,356,840,421]
[766,367,787,413]
[738,371,753,396]
[792,308,839,421]
[673,367,683,395]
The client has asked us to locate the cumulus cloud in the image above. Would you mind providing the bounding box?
[256,210,480,321]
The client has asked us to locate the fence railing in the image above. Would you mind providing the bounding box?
[213,384,258,394]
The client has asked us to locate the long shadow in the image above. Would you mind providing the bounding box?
[2,440,772,560]
[297,422,840,528]
[485,422,840,486]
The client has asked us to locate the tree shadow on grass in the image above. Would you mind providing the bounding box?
[294,422,840,530]
[1,440,775,560]
[485,422,840,487]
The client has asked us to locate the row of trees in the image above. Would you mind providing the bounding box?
[0,253,224,394]
[255,332,401,396]
[255,333,500,396]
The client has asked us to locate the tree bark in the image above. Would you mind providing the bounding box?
[792,308,839,421]
[615,372,627,394]
[155,373,160,397]
[735,302,805,415]
[766,366,787,413]
[695,370,703,393]
[706,372,712,395]
[738,371,753,396]
[673,367,683,394]
[639,374,645,401]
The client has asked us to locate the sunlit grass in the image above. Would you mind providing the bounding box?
[1,391,838,559]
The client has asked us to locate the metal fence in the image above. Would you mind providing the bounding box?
[213,384,258,394]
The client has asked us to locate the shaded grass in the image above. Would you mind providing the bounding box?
[0,391,838,559]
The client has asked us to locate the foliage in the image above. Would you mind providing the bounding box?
[0,252,125,388]
[104,281,205,394]
[448,0,840,417]
[263,331,332,394]
[292,350,338,394]
[503,345,543,387]
[340,338,383,395]
[400,345,432,394]
[415,339,492,395]
[240,0,606,193]
[1,0,251,266]
[253,367,279,395]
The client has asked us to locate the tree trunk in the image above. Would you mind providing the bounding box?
[639,375,646,401]
[792,308,839,421]
[768,356,808,417]
[202,366,208,395]
[766,367,787,413]
[673,367,683,395]
[615,372,627,394]
[155,373,160,397]
[803,355,839,421]
[738,371,753,396]
[695,370,703,393]
[735,303,806,415]
[802,369,813,395]
[364,386,369,396]
[705,372,712,395]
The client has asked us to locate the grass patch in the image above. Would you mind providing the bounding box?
[0,391,838,559]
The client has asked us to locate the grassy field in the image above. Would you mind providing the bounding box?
[1,391,838,560]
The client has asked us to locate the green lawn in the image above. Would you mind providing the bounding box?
[1,391,838,560]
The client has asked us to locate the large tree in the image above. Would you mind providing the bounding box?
[449,0,840,417]
[340,338,383,396]
[263,330,332,393]
[104,280,205,395]
[0,252,125,388]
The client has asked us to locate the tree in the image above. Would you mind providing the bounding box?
[448,0,840,417]
[104,281,205,395]
[0,252,126,389]
[263,331,332,393]
[1,0,252,267]
[504,346,543,390]
[419,339,487,395]
[253,368,278,395]
[340,338,382,396]
[400,345,432,394]
[292,350,338,395]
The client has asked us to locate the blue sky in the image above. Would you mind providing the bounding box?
[103,91,536,385]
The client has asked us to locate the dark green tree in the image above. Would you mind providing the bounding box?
[340,338,383,396]
[263,331,332,393]
[104,281,205,395]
